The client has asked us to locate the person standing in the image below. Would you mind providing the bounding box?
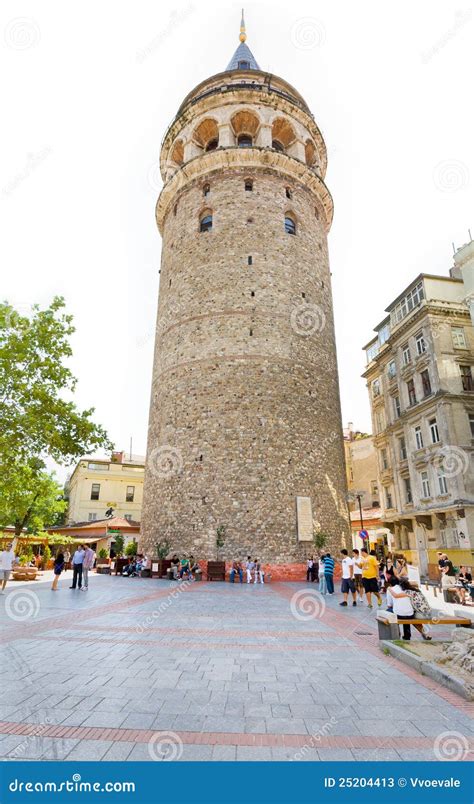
[323,552,335,595]
[339,549,357,606]
[254,558,264,584]
[306,557,313,582]
[63,548,71,570]
[70,545,85,589]
[51,552,65,591]
[311,556,319,583]
[352,549,364,602]
[81,545,96,590]
[0,542,17,594]
[318,554,327,595]
[358,547,382,608]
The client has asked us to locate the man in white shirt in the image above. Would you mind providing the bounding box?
[0,543,17,593]
[339,549,357,607]
[352,548,364,602]
[245,556,255,584]
[70,545,85,590]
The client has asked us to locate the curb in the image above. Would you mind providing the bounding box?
[379,640,473,701]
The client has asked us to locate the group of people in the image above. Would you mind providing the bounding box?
[437,552,473,604]
[229,557,265,584]
[169,554,200,580]
[122,554,148,577]
[62,544,96,591]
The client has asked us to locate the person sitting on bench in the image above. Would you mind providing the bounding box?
[229,560,243,583]
[386,577,431,641]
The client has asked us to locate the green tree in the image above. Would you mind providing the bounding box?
[313,530,329,552]
[0,463,67,536]
[0,297,112,467]
[125,541,138,557]
[216,525,226,560]
[113,533,125,557]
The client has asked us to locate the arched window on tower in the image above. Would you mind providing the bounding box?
[203,183,210,197]
[245,179,253,192]
[284,215,296,235]
[272,140,284,152]
[200,213,213,233]
[205,139,218,152]
[238,134,253,148]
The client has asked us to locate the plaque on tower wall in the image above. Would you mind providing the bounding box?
[296,497,313,542]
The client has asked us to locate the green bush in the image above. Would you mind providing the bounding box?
[125,541,138,557]
[98,548,108,560]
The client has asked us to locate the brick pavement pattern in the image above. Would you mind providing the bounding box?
[1,576,473,761]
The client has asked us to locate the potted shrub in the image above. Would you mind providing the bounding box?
[41,545,51,571]
[154,539,171,578]
[96,548,110,574]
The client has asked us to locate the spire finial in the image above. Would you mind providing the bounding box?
[239,9,246,43]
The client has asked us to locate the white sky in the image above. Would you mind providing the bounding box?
[2,0,473,481]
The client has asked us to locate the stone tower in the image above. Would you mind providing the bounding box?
[141,15,349,576]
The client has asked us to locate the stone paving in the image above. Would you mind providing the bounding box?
[0,574,473,761]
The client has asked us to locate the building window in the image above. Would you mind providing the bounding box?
[205,139,218,152]
[366,342,378,363]
[402,345,411,365]
[372,379,381,398]
[391,280,424,325]
[285,187,292,199]
[429,417,440,443]
[237,134,253,147]
[404,478,413,504]
[469,414,474,438]
[393,396,401,418]
[370,481,379,506]
[437,469,448,495]
[460,365,473,391]
[284,215,296,235]
[245,180,253,191]
[421,369,432,397]
[90,483,100,501]
[88,513,97,522]
[414,425,424,450]
[421,471,431,498]
[415,332,427,356]
[452,327,466,349]
[387,360,397,379]
[407,378,417,406]
[124,514,132,522]
[399,436,407,461]
[238,60,250,69]
[378,324,390,346]
[272,139,284,152]
[203,183,210,197]
[126,486,135,503]
[200,214,213,233]
[380,448,389,470]
[88,462,108,471]
[385,488,393,509]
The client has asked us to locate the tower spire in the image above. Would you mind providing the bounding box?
[239,9,246,43]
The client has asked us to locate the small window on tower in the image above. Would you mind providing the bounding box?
[286,187,292,199]
[248,256,252,265]
[238,134,253,148]
[203,183,210,197]
[205,139,218,152]
[200,214,213,233]
[272,140,284,152]
[238,60,250,69]
[284,215,296,235]
[245,180,253,191]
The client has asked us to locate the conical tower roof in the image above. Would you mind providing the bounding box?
[226,10,260,71]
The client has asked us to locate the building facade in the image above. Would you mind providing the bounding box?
[141,16,349,574]
[66,451,144,525]
[363,259,474,578]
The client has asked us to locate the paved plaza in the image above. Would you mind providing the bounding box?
[1,575,473,761]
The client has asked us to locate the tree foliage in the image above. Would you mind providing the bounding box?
[0,463,67,535]
[0,296,113,466]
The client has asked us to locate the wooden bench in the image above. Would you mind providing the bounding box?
[377,612,472,640]
[207,561,226,581]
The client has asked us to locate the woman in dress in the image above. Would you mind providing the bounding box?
[51,552,65,591]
